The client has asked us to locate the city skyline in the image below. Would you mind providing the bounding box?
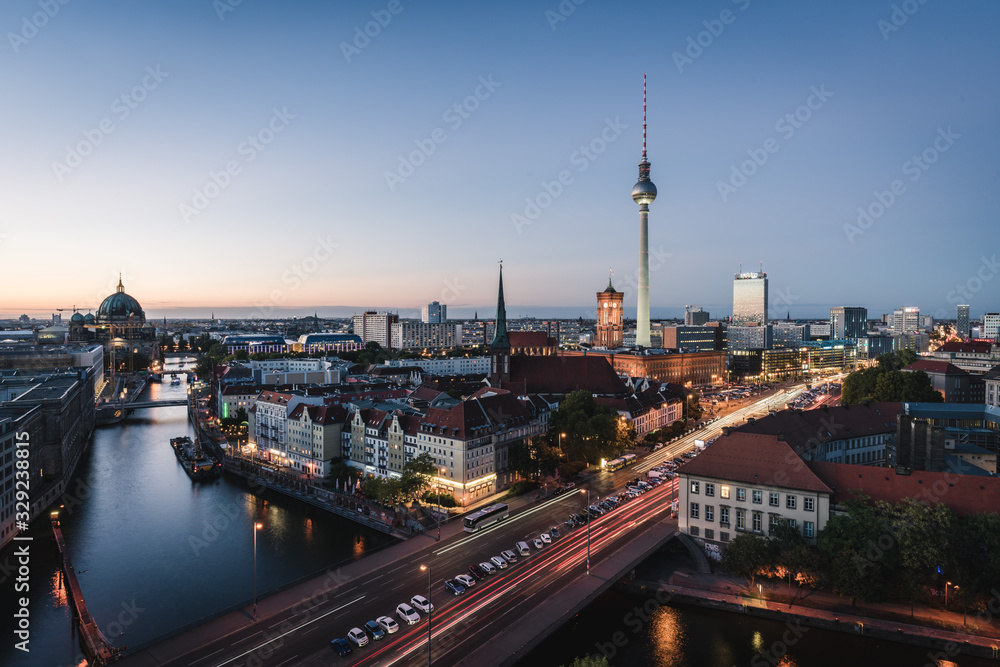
[2,1,998,321]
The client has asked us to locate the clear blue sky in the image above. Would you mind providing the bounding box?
[2,0,997,322]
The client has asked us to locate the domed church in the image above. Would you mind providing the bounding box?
[69,276,159,370]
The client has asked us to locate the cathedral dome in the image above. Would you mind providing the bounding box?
[70,312,85,323]
[96,277,145,325]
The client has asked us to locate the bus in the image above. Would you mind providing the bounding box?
[463,503,509,533]
[621,453,637,467]
[606,457,626,471]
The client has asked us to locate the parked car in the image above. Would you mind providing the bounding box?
[501,549,518,563]
[550,526,560,538]
[468,564,486,580]
[363,620,385,641]
[533,538,544,549]
[444,579,466,595]
[331,637,353,656]
[396,603,420,625]
[490,555,508,570]
[540,532,552,544]
[347,627,369,647]
[479,561,497,575]
[376,616,399,634]
[455,574,476,588]
[410,594,433,613]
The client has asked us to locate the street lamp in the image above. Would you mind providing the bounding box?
[559,432,566,455]
[420,564,432,666]
[252,522,263,621]
[945,581,951,609]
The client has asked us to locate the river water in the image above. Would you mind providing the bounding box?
[0,358,394,667]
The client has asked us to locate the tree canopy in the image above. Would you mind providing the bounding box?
[841,350,942,404]
[545,390,635,465]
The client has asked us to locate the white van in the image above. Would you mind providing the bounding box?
[516,541,530,557]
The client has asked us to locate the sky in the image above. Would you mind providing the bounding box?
[1,0,998,322]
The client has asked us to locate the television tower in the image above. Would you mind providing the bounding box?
[631,73,657,348]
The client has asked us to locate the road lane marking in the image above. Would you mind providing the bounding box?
[433,494,578,555]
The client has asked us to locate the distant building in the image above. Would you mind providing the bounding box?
[685,305,709,326]
[984,313,1000,341]
[296,333,363,354]
[903,359,982,403]
[893,332,930,354]
[930,340,999,374]
[727,325,772,351]
[390,322,459,350]
[565,348,726,387]
[856,335,895,360]
[893,306,920,333]
[732,272,768,327]
[221,334,287,355]
[772,322,810,349]
[661,326,721,352]
[830,306,867,340]
[957,305,970,338]
[985,366,1000,409]
[422,301,447,324]
[382,357,490,376]
[596,278,624,348]
[352,311,399,349]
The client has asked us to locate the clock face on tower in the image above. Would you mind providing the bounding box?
[604,303,609,308]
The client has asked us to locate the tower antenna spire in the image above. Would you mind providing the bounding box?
[642,73,647,160]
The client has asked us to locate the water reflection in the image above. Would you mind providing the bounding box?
[649,605,685,665]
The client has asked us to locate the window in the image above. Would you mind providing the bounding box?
[705,483,715,497]
[737,488,746,502]
[787,519,797,530]
[786,495,797,510]
[736,508,746,530]
[720,486,730,499]
[752,512,762,533]
[721,531,730,543]
[705,505,714,522]
[804,497,814,512]
[720,507,730,527]
[690,481,699,494]
[769,492,780,507]
[705,528,714,540]
[690,525,699,536]
[752,490,762,504]
[804,521,815,538]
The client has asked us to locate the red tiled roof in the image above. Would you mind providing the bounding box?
[938,341,993,354]
[678,432,833,494]
[421,393,531,440]
[904,360,968,376]
[808,461,1000,516]
[507,355,625,395]
[732,402,901,457]
[510,331,555,348]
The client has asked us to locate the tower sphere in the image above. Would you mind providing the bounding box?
[632,177,657,205]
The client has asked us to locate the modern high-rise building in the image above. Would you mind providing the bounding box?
[732,271,768,327]
[421,301,447,324]
[957,305,970,338]
[830,306,867,340]
[596,277,624,349]
[351,311,399,349]
[684,305,709,326]
[984,313,1000,341]
[631,74,657,348]
[893,307,920,334]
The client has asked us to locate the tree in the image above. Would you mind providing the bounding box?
[546,391,635,465]
[841,351,942,404]
[721,533,771,591]
[883,499,953,616]
[324,458,361,490]
[817,496,894,605]
[400,452,437,501]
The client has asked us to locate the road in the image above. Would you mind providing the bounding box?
[133,380,820,667]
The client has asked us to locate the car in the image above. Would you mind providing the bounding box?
[533,538,544,549]
[479,561,497,575]
[331,637,353,656]
[564,518,576,529]
[501,549,518,563]
[396,602,420,625]
[490,555,508,569]
[468,564,486,580]
[444,579,466,595]
[455,574,476,588]
[347,627,369,647]
[364,620,385,640]
[410,594,434,613]
[540,532,552,544]
[550,526,560,538]
[376,616,399,634]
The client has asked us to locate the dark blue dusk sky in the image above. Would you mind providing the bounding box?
[2,0,997,321]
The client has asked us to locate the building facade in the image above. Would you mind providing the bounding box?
[390,322,459,350]
[732,272,768,327]
[596,279,625,349]
[893,307,920,333]
[957,305,970,338]
[830,306,867,340]
[352,311,399,349]
[422,301,447,324]
[685,306,710,326]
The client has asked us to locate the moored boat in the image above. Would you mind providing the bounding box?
[170,436,222,480]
